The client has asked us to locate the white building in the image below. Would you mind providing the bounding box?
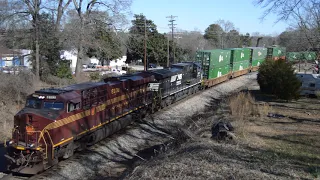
[60,49,127,71]
[109,56,127,68]
[60,49,78,72]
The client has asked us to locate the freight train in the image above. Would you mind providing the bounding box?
[3,45,294,175]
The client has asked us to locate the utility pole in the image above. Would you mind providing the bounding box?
[144,18,147,71]
[166,15,177,65]
[167,35,169,68]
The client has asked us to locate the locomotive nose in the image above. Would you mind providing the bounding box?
[13,112,39,147]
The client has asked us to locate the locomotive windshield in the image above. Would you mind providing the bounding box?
[43,102,64,110]
[26,99,42,109]
[26,98,64,110]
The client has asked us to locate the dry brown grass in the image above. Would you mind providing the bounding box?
[124,91,320,180]
[228,91,255,117]
[0,71,38,142]
[227,92,257,138]
[0,72,82,142]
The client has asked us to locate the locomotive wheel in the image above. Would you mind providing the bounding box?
[160,101,166,109]
[63,142,75,159]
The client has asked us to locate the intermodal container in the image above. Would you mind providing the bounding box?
[302,51,317,61]
[267,46,286,60]
[196,50,231,67]
[226,48,251,63]
[196,49,231,79]
[208,64,230,79]
[232,60,250,72]
[248,47,268,67]
[286,52,302,62]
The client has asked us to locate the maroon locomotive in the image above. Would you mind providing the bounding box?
[5,71,155,174]
[5,62,204,174]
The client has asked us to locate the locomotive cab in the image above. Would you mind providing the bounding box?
[6,89,75,174]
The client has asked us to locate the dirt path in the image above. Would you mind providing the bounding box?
[25,73,257,180]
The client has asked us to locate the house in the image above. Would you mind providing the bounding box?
[60,49,127,71]
[0,46,22,67]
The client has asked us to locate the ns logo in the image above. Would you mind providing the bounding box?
[258,51,262,56]
[241,52,245,59]
[219,55,224,62]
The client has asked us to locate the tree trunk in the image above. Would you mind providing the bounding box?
[35,39,40,79]
[34,12,40,79]
[75,17,84,77]
[56,0,72,33]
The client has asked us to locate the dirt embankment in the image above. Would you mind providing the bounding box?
[0,72,88,142]
[125,85,320,179]
[0,72,37,142]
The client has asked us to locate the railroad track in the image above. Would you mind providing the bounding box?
[0,173,30,180]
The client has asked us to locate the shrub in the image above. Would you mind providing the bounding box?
[257,60,301,101]
[0,71,36,104]
[56,61,73,79]
[41,74,76,86]
[89,72,100,81]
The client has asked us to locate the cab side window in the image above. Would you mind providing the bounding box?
[68,102,80,112]
[310,83,316,88]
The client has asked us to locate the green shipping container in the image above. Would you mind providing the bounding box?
[267,46,286,60]
[302,51,317,61]
[232,60,250,72]
[226,48,251,63]
[252,59,264,67]
[286,52,302,62]
[195,49,231,79]
[248,47,267,67]
[208,64,231,79]
[249,47,267,61]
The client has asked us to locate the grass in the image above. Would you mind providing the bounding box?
[124,91,320,180]
[234,92,320,178]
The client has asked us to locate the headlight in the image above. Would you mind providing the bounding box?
[9,140,14,145]
[29,143,35,148]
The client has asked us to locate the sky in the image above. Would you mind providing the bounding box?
[129,0,289,36]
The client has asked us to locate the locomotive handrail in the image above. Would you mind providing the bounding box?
[44,129,54,160]
[38,130,48,159]
[37,129,54,160]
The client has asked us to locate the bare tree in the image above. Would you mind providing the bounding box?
[255,0,320,50]
[254,0,306,21]
[216,19,235,32]
[71,0,132,77]
[56,0,73,32]
[175,30,206,59]
[0,0,73,79]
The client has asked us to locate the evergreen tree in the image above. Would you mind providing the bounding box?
[257,60,301,100]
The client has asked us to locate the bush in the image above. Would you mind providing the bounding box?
[89,72,100,81]
[257,60,301,100]
[56,61,73,79]
[41,74,76,86]
[0,71,36,104]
